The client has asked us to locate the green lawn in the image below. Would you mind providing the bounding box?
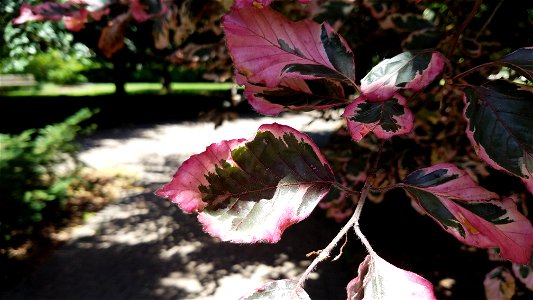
[2,82,235,97]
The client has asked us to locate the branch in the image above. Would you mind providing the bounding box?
[475,0,506,40]
[446,0,482,57]
[296,141,386,288]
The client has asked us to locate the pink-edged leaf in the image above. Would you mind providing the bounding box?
[484,266,516,300]
[131,0,166,23]
[13,2,85,25]
[239,279,310,300]
[156,123,335,243]
[402,163,533,264]
[462,80,533,193]
[347,254,436,300]
[63,8,88,31]
[498,47,533,82]
[342,93,414,141]
[513,252,533,291]
[98,13,130,58]
[237,74,348,116]
[360,50,445,101]
[223,5,355,88]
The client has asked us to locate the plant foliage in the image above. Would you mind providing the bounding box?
[0,108,95,249]
[15,0,533,298]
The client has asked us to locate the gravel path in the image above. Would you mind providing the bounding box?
[3,113,355,300]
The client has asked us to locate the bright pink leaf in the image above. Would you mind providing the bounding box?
[131,0,167,23]
[342,93,414,141]
[484,266,516,300]
[240,279,310,299]
[13,2,83,25]
[462,81,533,193]
[223,6,355,88]
[402,163,533,264]
[512,252,533,291]
[156,123,335,243]
[347,254,436,300]
[360,50,445,101]
[237,74,348,116]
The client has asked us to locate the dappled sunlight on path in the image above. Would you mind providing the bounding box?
[4,113,352,299]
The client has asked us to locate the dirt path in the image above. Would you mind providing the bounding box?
[4,113,354,300]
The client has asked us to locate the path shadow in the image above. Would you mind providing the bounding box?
[3,186,354,300]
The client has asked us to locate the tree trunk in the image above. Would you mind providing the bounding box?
[161,64,172,94]
[113,60,127,96]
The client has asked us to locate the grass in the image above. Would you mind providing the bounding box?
[2,82,235,97]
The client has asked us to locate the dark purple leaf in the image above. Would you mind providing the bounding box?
[462,81,533,193]
[499,47,533,82]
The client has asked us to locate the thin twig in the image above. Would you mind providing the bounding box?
[296,141,386,288]
[475,0,505,40]
[332,233,349,261]
[446,0,482,57]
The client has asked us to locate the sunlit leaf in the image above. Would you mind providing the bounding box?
[237,74,348,116]
[342,93,414,141]
[156,123,335,243]
[402,163,533,264]
[484,266,516,300]
[360,50,445,101]
[240,279,310,300]
[223,5,355,88]
[498,47,533,82]
[97,13,130,58]
[462,81,533,193]
[347,254,436,300]
[512,252,533,291]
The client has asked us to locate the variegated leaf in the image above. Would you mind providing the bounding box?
[402,163,533,264]
[347,254,436,300]
[237,74,348,116]
[156,123,335,243]
[223,5,355,88]
[462,81,533,193]
[512,252,533,291]
[484,267,516,300]
[360,50,445,101]
[342,93,414,141]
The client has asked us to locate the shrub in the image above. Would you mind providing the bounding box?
[0,108,96,249]
[24,49,89,84]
